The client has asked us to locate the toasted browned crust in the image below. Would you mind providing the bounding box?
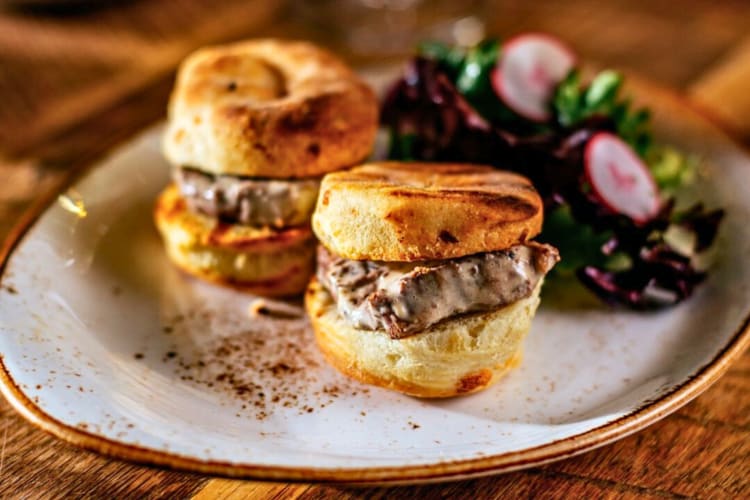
[315,335,523,398]
[154,184,315,296]
[312,162,544,261]
[162,39,379,178]
[305,277,541,398]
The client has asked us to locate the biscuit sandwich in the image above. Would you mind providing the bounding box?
[306,162,559,397]
[155,39,379,296]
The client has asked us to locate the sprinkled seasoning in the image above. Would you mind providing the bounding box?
[152,292,370,421]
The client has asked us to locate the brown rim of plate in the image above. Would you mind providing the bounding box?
[1,88,750,484]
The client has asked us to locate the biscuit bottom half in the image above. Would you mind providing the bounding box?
[305,277,543,398]
[154,184,315,296]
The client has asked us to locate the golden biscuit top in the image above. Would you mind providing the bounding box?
[162,39,379,178]
[313,162,544,261]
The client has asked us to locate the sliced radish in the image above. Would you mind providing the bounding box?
[491,33,576,122]
[585,132,661,223]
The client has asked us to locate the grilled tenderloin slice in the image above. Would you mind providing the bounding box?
[175,167,319,228]
[316,243,559,338]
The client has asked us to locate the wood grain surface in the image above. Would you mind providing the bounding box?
[1,0,749,498]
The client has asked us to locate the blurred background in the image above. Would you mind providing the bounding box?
[0,0,749,224]
[1,2,750,497]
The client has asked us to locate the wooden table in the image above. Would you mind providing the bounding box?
[1,1,749,497]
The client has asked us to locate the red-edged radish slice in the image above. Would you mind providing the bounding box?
[491,33,576,122]
[585,132,661,223]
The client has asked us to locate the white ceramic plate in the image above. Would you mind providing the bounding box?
[1,81,749,484]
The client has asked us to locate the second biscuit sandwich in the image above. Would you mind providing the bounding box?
[307,162,559,397]
[155,39,378,296]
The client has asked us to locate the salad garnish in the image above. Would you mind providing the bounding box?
[381,33,724,309]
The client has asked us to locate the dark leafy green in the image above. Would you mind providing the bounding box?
[381,37,723,309]
[553,70,651,155]
[417,40,465,76]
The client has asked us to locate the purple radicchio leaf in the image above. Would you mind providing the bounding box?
[578,243,706,309]
[382,54,724,310]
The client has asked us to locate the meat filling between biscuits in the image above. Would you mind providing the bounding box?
[316,243,560,339]
[175,167,320,227]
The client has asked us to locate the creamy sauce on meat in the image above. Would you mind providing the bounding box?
[175,167,319,227]
[317,243,559,338]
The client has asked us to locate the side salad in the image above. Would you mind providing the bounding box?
[381,33,724,309]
